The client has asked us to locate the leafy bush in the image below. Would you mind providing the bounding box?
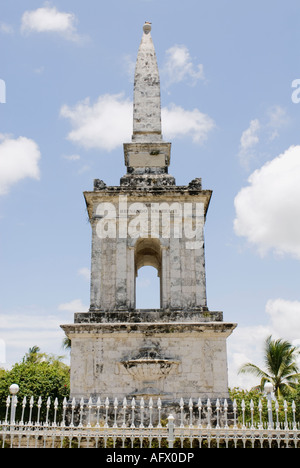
[0,347,70,421]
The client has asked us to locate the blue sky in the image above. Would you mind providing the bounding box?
[1,0,300,389]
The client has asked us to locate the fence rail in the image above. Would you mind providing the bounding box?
[1,390,300,448]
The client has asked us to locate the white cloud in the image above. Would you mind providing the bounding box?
[122,54,136,83]
[58,299,88,313]
[62,154,81,161]
[21,4,84,43]
[238,119,260,167]
[228,325,271,389]
[0,312,61,331]
[0,339,5,364]
[162,45,204,87]
[0,310,70,368]
[266,106,290,142]
[162,104,215,144]
[0,134,41,195]
[124,44,204,88]
[60,94,133,151]
[240,119,260,151]
[77,165,90,174]
[78,267,90,281]
[228,298,300,389]
[266,298,300,339]
[266,105,290,131]
[0,22,14,34]
[34,66,45,75]
[60,94,215,151]
[234,145,300,259]
[237,107,290,167]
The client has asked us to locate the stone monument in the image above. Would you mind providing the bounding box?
[61,23,236,405]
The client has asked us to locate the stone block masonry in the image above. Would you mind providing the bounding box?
[61,22,236,404]
[61,322,235,401]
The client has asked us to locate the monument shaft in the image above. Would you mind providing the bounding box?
[61,23,236,402]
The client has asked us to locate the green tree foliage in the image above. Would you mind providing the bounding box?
[62,337,71,350]
[238,335,300,398]
[0,347,70,421]
[229,387,299,428]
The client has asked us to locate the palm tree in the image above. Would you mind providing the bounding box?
[239,335,300,398]
[62,337,71,350]
[23,346,42,363]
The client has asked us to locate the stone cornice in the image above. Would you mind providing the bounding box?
[84,186,212,221]
[61,321,237,338]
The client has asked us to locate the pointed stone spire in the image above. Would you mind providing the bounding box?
[121,23,174,187]
[132,22,162,143]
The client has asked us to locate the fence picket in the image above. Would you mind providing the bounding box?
[0,390,300,448]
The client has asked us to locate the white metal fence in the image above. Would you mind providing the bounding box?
[1,390,300,448]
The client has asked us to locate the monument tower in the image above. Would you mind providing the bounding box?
[61,23,236,403]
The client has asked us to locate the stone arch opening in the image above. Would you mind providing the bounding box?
[134,238,162,309]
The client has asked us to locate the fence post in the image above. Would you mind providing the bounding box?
[264,382,274,429]
[167,414,175,448]
[9,384,19,425]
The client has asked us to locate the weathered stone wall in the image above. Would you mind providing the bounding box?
[86,188,211,312]
[62,322,235,401]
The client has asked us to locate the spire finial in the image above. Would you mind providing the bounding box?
[143,22,152,34]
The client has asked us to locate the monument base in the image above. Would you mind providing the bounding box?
[61,313,236,402]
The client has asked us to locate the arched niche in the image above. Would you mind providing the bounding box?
[134,238,162,309]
